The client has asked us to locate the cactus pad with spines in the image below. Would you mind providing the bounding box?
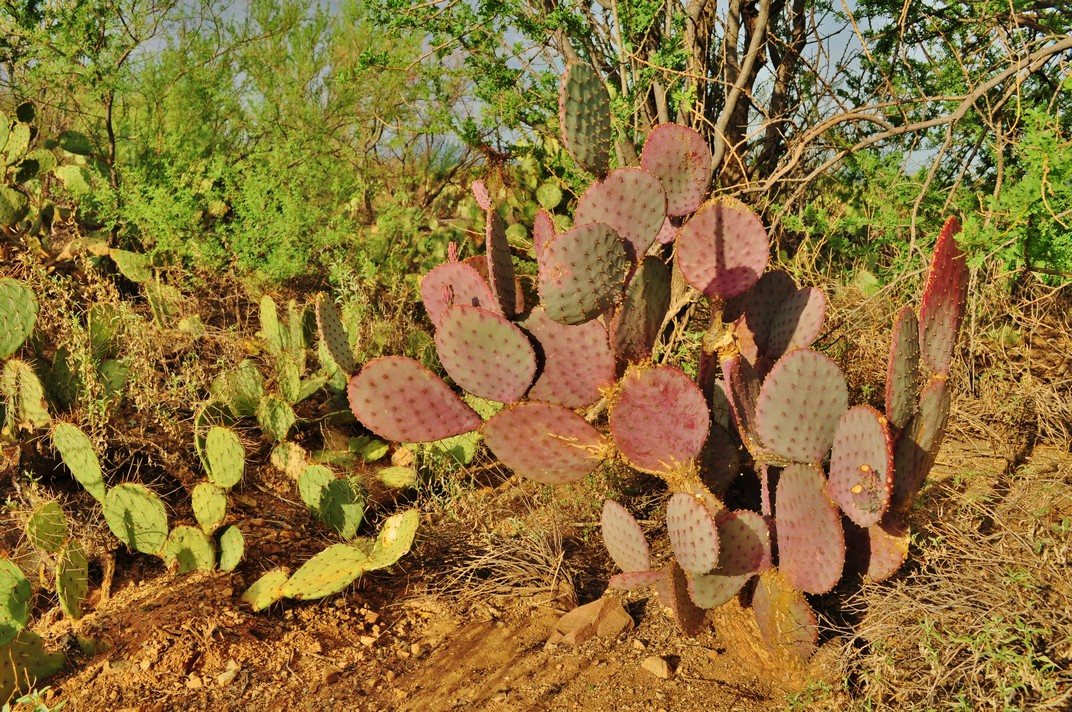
[213,359,264,418]
[160,525,216,573]
[653,561,707,637]
[434,305,536,403]
[218,525,245,572]
[609,256,671,369]
[298,464,335,511]
[0,560,29,646]
[533,209,555,256]
[347,357,481,443]
[890,378,951,513]
[827,406,893,527]
[601,500,651,573]
[104,483,168,555]
[610,364,709,475]
[281,544,369,600]
[755,349,848,464]
[205,426,244,489]
[256,394,296,442]
[676,199,769,300]
[574,168,666,257]
[666,493,720,575]
[686,510,770,608]
[192,482,227,534]
[885,306,921,431]
[420,261,499,326]
[1,359,50,431]
[764,286,826,361]
[559,63,612,176]
[775,463,845,594]
[0,278,37,360]
[539,223,629,325]
[315,294,357,376]
[26,501,67,554]
[485,209,519,319]
[482,402,607,484]
[918,217,968,376]
[521,306,615,408]
[242,568,290,611]
[640,124,713,216]
[56,540,88,620]
[318,477,365,541]
[843,513,911,582]
[752,569,818,659]
[51,423,107,502]
[722,355,766,458]
[365,509,419,570]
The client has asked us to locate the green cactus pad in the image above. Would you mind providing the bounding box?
[109,249,152,283]
[160,525,216,573]
[192,482,227,534]
[666,493,720,575]
[298,464,334,511]
[420,262,499,328]
[521,306,615,409]
[217,525,245,572]
[259,295,286,356]
[609,256,671,369]
[0,560,30,646]
[1,359,50,431]
[0,629,66,702]
[918,217,968,376]
[56,540,89,620]
[26,501,67,554]
[482,402,607,484]
[686,510,770,608]
[755,349,848,464]
[485,210,519,319]
[677,199,769,301]
[653,561,707,637]
[377,466,417,489]
[559,63,612,176]
[538,223,629,326]
[434,305,536,403]
[365,508,420,570]
[282,544,369,600]
[601,500,651,574]
[242,567,290,611]
[275,350,302,404]
[315,293,357,376]
[320,478,364,541]
[0,278,37,360]
[347,357,481,443]
[574,168,666,258]
[0,187,29,227]
[775,463,845,594]
[204,426,244,490]
[51,423,107,502]
[890,378,950,514]
[104,483,169,555]
[752,569,818,659]
[193,399,237,473]
[639,124,713,217]
[827,406,893,528]
[212,359,265,419]
[609,364,709,475]
[256,394,296,442]
[885,306,921,431]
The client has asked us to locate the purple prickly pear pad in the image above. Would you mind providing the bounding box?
[918,217,968,376]
[575,168,667,258]
[640,124,713,217]
[775,463,846,594]
[522,306,615,409]
[601,500,651,573]
[539,223,629,326]
[827,406,894,528]
[885,306,921,431]
[676,200,769,302]
[482,401,606,485]
[666,493,720,575]
[560,63,612,176]
[434,305,536,403]
[843,513,911,583]
[609,256,671,370]
[890,377,950,513]
[687,509,770,608]
[421,262,499,327]
[485,209,519,319]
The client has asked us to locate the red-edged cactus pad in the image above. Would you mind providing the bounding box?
[654,561,707,636]
[688,509,770,608]
[539,223,629,325]
[756,349,848,463]
[655,216,678,244]
[601,499,651,573]
[666,493,720,575]
[472,180,492,211]
[722,355,765,457]
[485,210,519,318]
[482,401,606,484]
[698,423,740,493]
[610,365,710,474]
[766,287,826,360]
[420,262,499,327]
[347,357,481,443]
[890,378,950,513]
[463,256,524,316]
[676,200,769,301]
[752,569,818,659]
[521,306,614,408]
[827,406,894,528]
[731,270,795,354]
[609,256,671,368]
[918,217,968,376]
[533,209,555,257]
[775,463,845,594]
[640,124,713,217]
[843,513,910,582]
[434,305,536,403]
[885,306,921,431]
[560,63,612,176]
[575,168,666,258]
[609,570,666,590]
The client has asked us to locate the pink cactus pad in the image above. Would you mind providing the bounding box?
[434,305,536,403]
[521,306,615,409]
[827,406,894,528]
[640,124,713,217]
[676,200,769,301]
[482,401,607,484]
[776,463,846,594]
[421,262,499,327]
[574,168,667,258]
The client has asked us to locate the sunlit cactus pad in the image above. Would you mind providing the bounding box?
[420,261,499,327]
[559,62,612,176]
[521,306,615,409]
[104,483,168,555]
[776,463,845,594]
[574,168,666,257]
[539,223,629,325]
[482,402,606,484]
[666,493,720,575]
[827,406,894,528]
[676,199,769,300]
[434,305,536,403]
[640,124,713,217]
[918,217,968,376]
[601,500,651,573]
[0,277,37,360]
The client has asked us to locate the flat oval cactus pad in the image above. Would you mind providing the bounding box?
[521,306,615,408]
[539,223,629,325]
[676,199,769,301]
[775,463,845,594]
[434,305,536,403]
[574,168,666,258]
[601,500,651,573]
[666,493,720,575]
[482,401,606,484]
[420,262,498,327]
[828,406,893,528]
[640,124,712,217]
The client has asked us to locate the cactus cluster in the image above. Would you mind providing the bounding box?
[329,63,968,658]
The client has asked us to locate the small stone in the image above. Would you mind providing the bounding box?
[641,655,672,680]
[365,611,379,624]
[186,674,203,689]
[217,660,240,686]
[360,636,376,647]
[410,643,422,657]
[632,639,647,651]
[546,597,634,647]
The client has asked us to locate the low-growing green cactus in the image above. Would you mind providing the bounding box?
[103,483,169,555]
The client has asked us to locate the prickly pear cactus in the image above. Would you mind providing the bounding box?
[52,423,107,502]
[0,278,37,360]
[25,501,67,554]
[104,483,169,555]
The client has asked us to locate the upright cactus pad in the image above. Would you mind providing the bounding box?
[485,209,519,318]
[347,357,481,443]
[103,483,169,555]
[420,261,499,326]
[56,540,88,620]
[482,402,607,484]
[472,180,492,210]
[533,209,555,256]
[521,306,615,408]
[559,62,612,176]
[775,463,846,594]
[890,378,950,513]
[639,124,713,216]
[722,355,765,457]
[434,305,536,403]
[654,561,707,636]
[256,395,296,442]
[827,406,893,527]
[0,560,30,646]
[676,199,769,301]
[666,493,720,575]
[574,168,666,257]
[687,510,770,608]
[464,256,525,316]
[315,293,357,376]
[192,482,227,534]
[281,543,369,600]
[918,217,968,376]
[1,359,50,430]
[755,349,848,464]
[885,306,921,431]
[205,426,244,489]
[26,501,67,554]
[764,287,826,361]
[218,525,245,572]
[0,278,37,360]
[539,223,629,325]
[52,422,107,502]
[610,365,709,475]
[601,500,651,573]
[160,525,216,573]
[609,256,671,369]
[213,359,264,418]
[752,569,818,659]
[843,513,911,582]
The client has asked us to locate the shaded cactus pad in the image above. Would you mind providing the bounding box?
[0,278,37,360]
[521,306,615,409]
[104,483,169,555]
[775,463,845,594]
